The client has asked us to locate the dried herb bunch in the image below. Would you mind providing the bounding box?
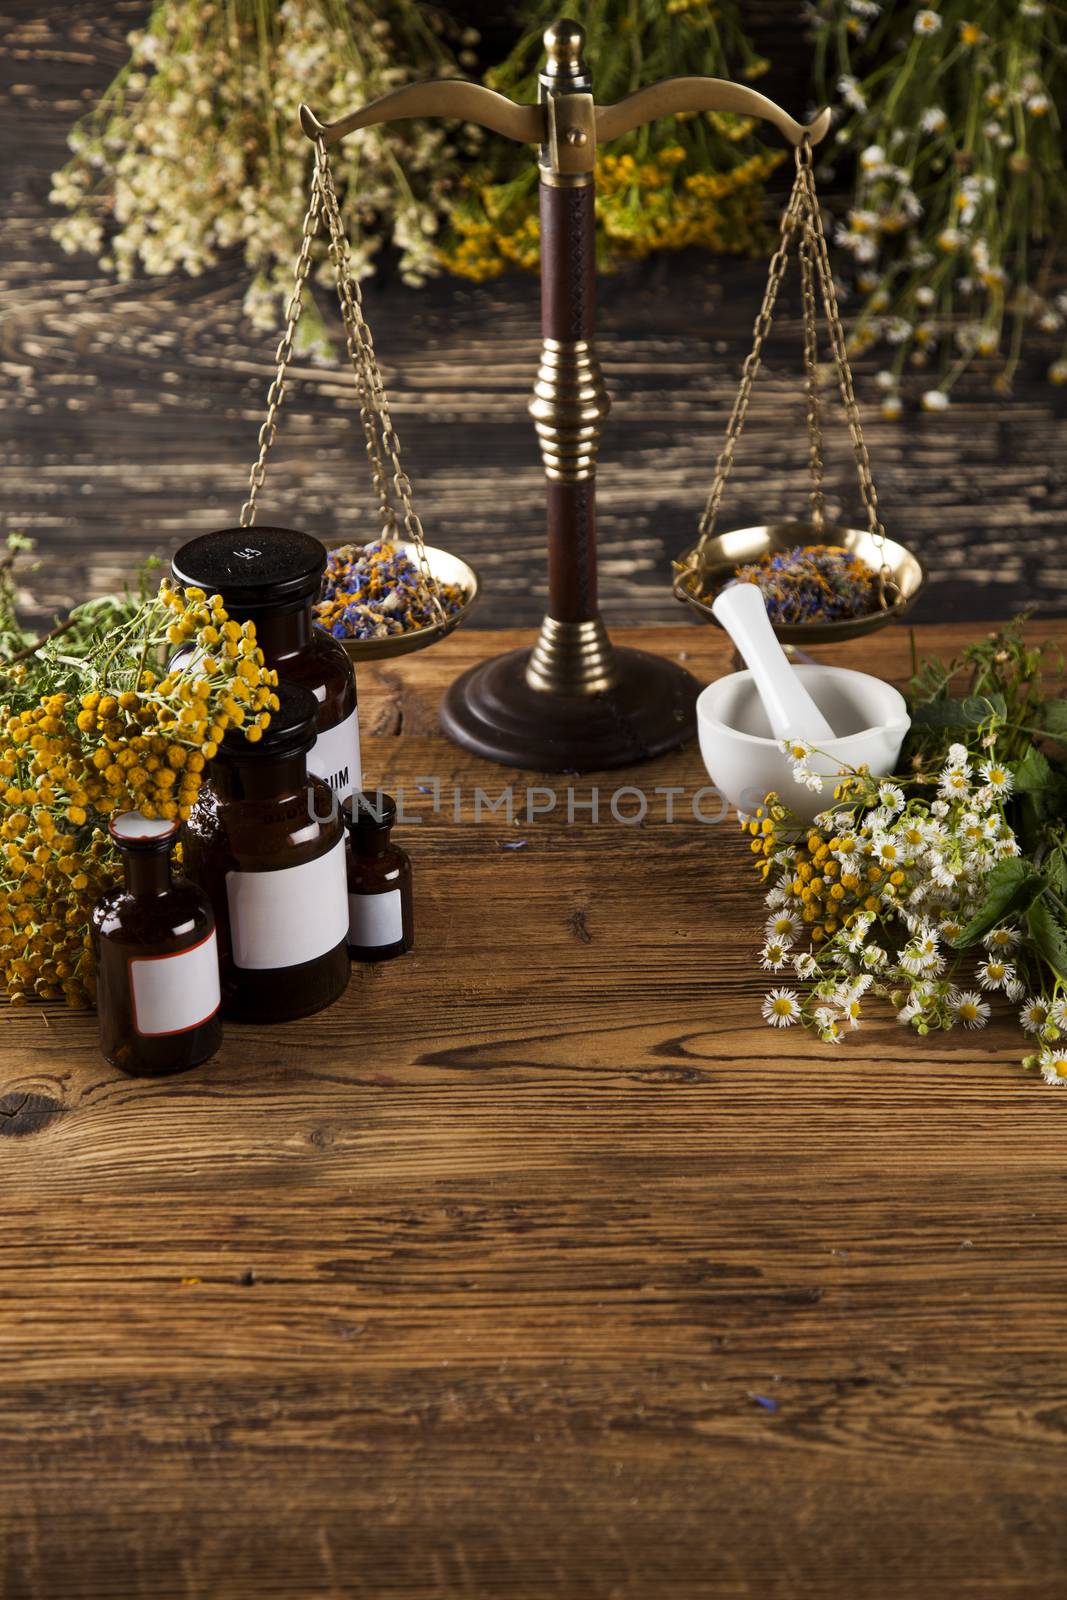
[0,541,278,1007]
[439,0,786,280]
[812,0,1067,411]
[50,0,479,346]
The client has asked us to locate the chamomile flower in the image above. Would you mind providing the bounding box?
[983,925,1021,953]
[952,990,990,1029]
[947,744,969,766]
[793,952,818,981]
[979,760,1013,796]
[765,911,801,943]
[1038,1047,1067,1084]
[1020,998,1054,1035]
[761,939,792,972]
[1049,997,1067,1031]
[762,988,801,1028]
[939,765,970,799]
[914,8,942,34]
[814,1007,844,1043]
[976,958,1014,991]
[877,783,905,814]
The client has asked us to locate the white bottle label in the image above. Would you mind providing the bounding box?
[129,929,221,1037]
[348,887,403,948]
[226,839,348,970]
[307,708,361,805]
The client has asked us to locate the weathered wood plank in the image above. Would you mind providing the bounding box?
[1,621,1066,1597]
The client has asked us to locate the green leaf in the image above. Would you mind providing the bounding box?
[910,693,1007,731]
[1046,846,1067,900]
[1038,698,1067,743]
[1027,893,1067,987]
[949,858,1039,948]
[1013,745,1055,795]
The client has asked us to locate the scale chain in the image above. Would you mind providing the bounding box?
[688,140,894,610]
[240,142,444,620]
[314,140,444,620]
[692,163,807,556]
[239,178,323,529]
[798,192,825,536]
[796,146,895,605]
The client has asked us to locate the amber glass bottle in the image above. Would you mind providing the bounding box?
[344,792,414,962]
[181,682,350,1022]
[171,526,361,805]
[91,812,222,1076]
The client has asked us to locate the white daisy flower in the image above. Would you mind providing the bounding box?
[939,917,963,942]
[877,783,905,814]
[1005,978,1025,1004]
[977,958,1014,991]
[765,912,801,943]
[813,1005,844,1042]
[793,953,818,981]
[939,765,970,798]
[761,939,792,972]
[1020,998,1053,1035]
[861,944,888,969]
[762,988,801,1028]
[766,886,790,910]
[947,743,969,766]
[914,8,942,34]
[983,925,1021,953]
[920,107,947,134]
[1038,1048,1067,1085]
[952,990,991,1029]
[979,760,1013,795]
[1049,997,1067,1030]
[930,799,950,818]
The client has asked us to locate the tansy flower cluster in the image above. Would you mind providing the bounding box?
[744,733,1067,1080]
[440,0,781,282]
[811,0,1067,408]
[0,580,279,1008]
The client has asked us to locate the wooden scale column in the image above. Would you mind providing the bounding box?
[301,18,831,771]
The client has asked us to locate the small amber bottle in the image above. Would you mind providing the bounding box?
[344,792,414,962]
[91,812,222,1076]
[171,526,361,806]
[182,681,350,1021]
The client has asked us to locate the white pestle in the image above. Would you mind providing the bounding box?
[711,582,837,744]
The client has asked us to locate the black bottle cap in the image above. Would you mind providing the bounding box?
[109,811,180,851]
[218,679,318,763]
[171,528,327,613]
[343,791,397,841]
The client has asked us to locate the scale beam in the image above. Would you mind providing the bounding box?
[300,80,830,161]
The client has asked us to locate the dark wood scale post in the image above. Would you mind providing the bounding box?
[300,18,831,771]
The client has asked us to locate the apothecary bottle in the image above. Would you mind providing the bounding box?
[171,526,361,805]
[91,812,222,1076]
[344,792,414,962]
[181,681,350,1022]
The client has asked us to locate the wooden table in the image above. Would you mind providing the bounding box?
[3,624,1066,1600]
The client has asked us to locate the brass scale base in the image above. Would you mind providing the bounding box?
[302,21,833,773]
[441,644,698,771]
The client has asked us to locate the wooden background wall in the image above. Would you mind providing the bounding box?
[2,0,1065,633]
